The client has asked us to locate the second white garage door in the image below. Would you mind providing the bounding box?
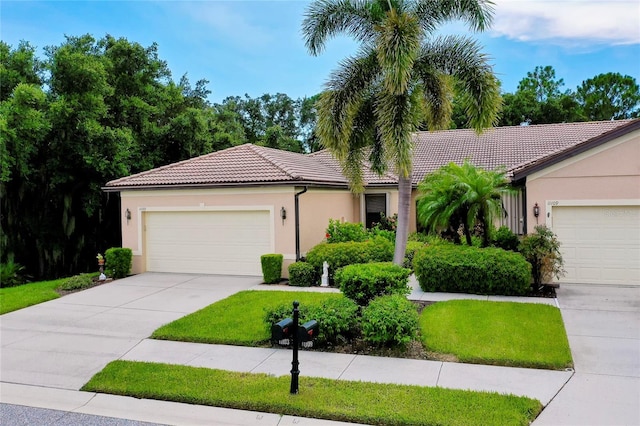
[145,210,272,276]
[552,205,640,285]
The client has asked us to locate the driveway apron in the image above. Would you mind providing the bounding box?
[534,284,640,426]
[0,273,260,390]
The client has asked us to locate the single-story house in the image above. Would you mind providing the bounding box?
[104,119,640,286]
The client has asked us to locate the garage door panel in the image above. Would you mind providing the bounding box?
[552,206,639,286]
[145,210,272,276]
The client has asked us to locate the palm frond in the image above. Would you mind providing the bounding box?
[302,0,383,55]
[416,35,501,132]
[412,0,495,34]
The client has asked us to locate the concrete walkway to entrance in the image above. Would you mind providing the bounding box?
[1,273,638,425]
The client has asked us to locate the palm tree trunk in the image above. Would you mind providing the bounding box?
[393,174,412,265]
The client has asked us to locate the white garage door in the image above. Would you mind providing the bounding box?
[552,206,640,285]
[145,210,272,276]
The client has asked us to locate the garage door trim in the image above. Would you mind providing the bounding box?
[133,205,275,257]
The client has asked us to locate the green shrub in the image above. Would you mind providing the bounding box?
[326,219,368,243]
[403,241,426,269]
[368,227,396,243]
[104,247,133,279]
[288,262,318,287]
[371,212,397,231]
[361,294,418,347]
[414,244,531,296]
[306,237,394,284]
[264,297,359,345]
[492,226,520,251]
[335,262,411,306]
[0,261,26,288]
[260,254,283,284]
[519,225,565,289]
[59,274,94,291]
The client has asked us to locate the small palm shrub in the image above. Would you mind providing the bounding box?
[492,226,520,251]
[59,274,94,291]
[288,262,318,287]
[306,237,394,284]
[519,225,565,290]
[414,244,531,296]
[325,219,368,243]
[105,247,133,279]
[261,254,283,284]
[335,262,411,306]
[361,294,418,347]
[0,261,26,288]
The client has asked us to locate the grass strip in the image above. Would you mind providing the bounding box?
[0,279,64,315]
[420,300,573,370]
[83,360,542,426]
[152,290,342,345]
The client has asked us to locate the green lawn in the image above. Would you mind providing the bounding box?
[83,360,542,426]
[420,300,573,370]
[152,290,342,345]
[0,278,65,315]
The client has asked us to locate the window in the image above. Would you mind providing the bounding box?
[364,193,387,229]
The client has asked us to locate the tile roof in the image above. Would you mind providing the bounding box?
[411,119,635,184]
[105,119,638,190]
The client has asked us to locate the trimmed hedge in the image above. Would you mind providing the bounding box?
[335,262,411,306]
[361,294,418,347]
[403,241,426,269]
[104,247,132,279]
[306,237,394,284]
[326,219,368,243]
[261,254,283,284]
[288,262,318,287]
[414,245,531,296]
[264,297,359,345]
[59,274,94,291]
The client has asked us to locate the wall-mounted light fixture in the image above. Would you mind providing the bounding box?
[533,203,540,224]
[280,206,287,225]
[125,208,131,223]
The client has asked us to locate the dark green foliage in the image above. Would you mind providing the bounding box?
[0,261,26,288]
[306,237,394,284]
[59,274,94,291]
[403,241,426,269]
[372,213,397,231]
[519,225,565,290]
[414,244,531,296]
[104,247,132,279]
[325,219,368,243]
[492,226,520,251]
[265,297,359,345]
[361,295,418,347]
[287,261,318,287]
[260,254,283,284]
[335,262,411,306]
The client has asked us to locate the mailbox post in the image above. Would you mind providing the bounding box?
[290,301,300,394]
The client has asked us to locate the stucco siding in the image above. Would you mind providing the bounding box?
[525,130,640,232]
[298,188,357,256]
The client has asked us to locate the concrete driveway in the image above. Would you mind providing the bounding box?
[534,284,640,425]
[0,273,261,389]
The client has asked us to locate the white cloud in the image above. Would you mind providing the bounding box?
[173,2,275,50]
[491,0,640,46]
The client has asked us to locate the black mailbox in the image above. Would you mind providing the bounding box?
[298,320,319,342]
[272,318,294,343]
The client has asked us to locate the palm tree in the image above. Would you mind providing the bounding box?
[302,0,501,265]
[417,161,514,246]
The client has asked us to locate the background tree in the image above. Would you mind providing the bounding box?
[302,0,501,265]
[577,72,640,120]
[0,40,43,102]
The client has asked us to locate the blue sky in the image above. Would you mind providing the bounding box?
[2,0,639,104]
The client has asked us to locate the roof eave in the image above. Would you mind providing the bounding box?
[511,119,640,181]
